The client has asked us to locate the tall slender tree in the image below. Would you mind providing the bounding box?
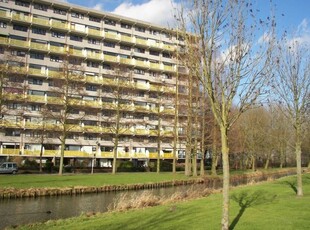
[272,35,310,196]
[176,1,273,228]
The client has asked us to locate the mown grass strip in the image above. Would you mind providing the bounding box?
[0,172,191,189]
[12,173,310,230]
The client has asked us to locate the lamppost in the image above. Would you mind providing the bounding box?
[91,141,100,174]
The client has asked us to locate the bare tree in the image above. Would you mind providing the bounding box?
[176,1,273,228]
[272,36,310,196]
[48,56,85,175]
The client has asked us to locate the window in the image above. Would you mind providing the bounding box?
[51,31,65,39]
[0,0,9,3]
[11,50,26,57]
[34,3,48,11]
[150,29,159,35]
[163,52,171,58]
[13,24,28,32]
[104,19,116,26]
[8,103,19,109]
[104,41,115,48]
[120,45,131,51]
[30,52,44,60]
[0,21,7,28]
[71,12,84,19]
[28,78,43,85]
[134,68,145,75]
[70,35,82,42]
[53,8,66,15]
[15,0,30,7]
[50,55,63,62]
[32,27,46,35]
[31,104,41,111]
[121,23,132,29]
[86,85,97,91]
[88,38,100,45]
[102,64,112,70]
[150,50,159,56]
[135,26,145,32]
[134,47,145,53]
[87,61,99,68]
[89,15,100,22]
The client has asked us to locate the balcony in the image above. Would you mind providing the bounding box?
[117,152,131,158]
[32,17,50,27]
[47,70,62,78]
[28,68,45,76]
[51,21,69,31]
[163,65,175,72]
[88,28,102,37]
[86,52,102,60]
[104,33,119,41]
[12,14,31,23]
[30,42,48,51]
[163,44,175,52]
[135,38,148,46]
[120,35,133,43]
[27,95,46,103]
[69,48,84,57]
[0,37,8,45]
[104,54,118,63]
[0,10,10,20]
[135,60,149,69]
[149,63,161,70]
[10,39,29,48]
[50,45,66,54]
[120,58,132,65]
[101,151,114,158]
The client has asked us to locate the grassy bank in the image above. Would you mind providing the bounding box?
[0,172,192,189]
[12,173,310,230]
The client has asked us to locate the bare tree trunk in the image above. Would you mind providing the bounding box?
[39,144,43,173]
[264,151,270,169]
[157,116,161,174]
[112,138,118,174]
[295,123,303,196]
[251,154,256,172]
[220,125,230,230]
[211,127,218,176]
[59,135,65,175]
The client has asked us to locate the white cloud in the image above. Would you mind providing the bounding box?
[112,0,179,26]
[289,19,310,46]
[93,3,104,11]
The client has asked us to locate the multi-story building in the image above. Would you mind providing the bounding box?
[0,0,189,167]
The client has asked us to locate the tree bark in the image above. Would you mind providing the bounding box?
[59,135,65,175]
[220,125,230,230]
[295,123,303,196]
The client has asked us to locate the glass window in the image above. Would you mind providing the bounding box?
[34,3,48,11]
[32,27,46,35]
[15,0,30,7]
[53,8,67,15]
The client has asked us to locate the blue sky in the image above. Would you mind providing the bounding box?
[63,0,310,41]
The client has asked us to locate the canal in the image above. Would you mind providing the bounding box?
[0,184,205,229]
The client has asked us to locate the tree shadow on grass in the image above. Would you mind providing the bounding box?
[282,180,297,194]
[229,190,277,230]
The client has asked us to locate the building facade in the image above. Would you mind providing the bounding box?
[0,0,189,166]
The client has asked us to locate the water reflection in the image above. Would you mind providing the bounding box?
[0,184,205,229]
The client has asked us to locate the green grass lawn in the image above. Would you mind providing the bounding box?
[12,173,310,230]
[0,172,192,189]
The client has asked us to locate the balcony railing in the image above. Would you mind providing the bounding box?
[32,17,50,26]
[30,42,48,51]
[104,54,118,63]
[10,39,29,48]
[50,45,66,54]
[51,21,69,30]
[12,14,31,23]
[0,10,10,19]
[88,28,102,37]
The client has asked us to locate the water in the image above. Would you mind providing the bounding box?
[0,185,204,229]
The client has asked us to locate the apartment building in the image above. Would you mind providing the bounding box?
[0,0,188,166]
